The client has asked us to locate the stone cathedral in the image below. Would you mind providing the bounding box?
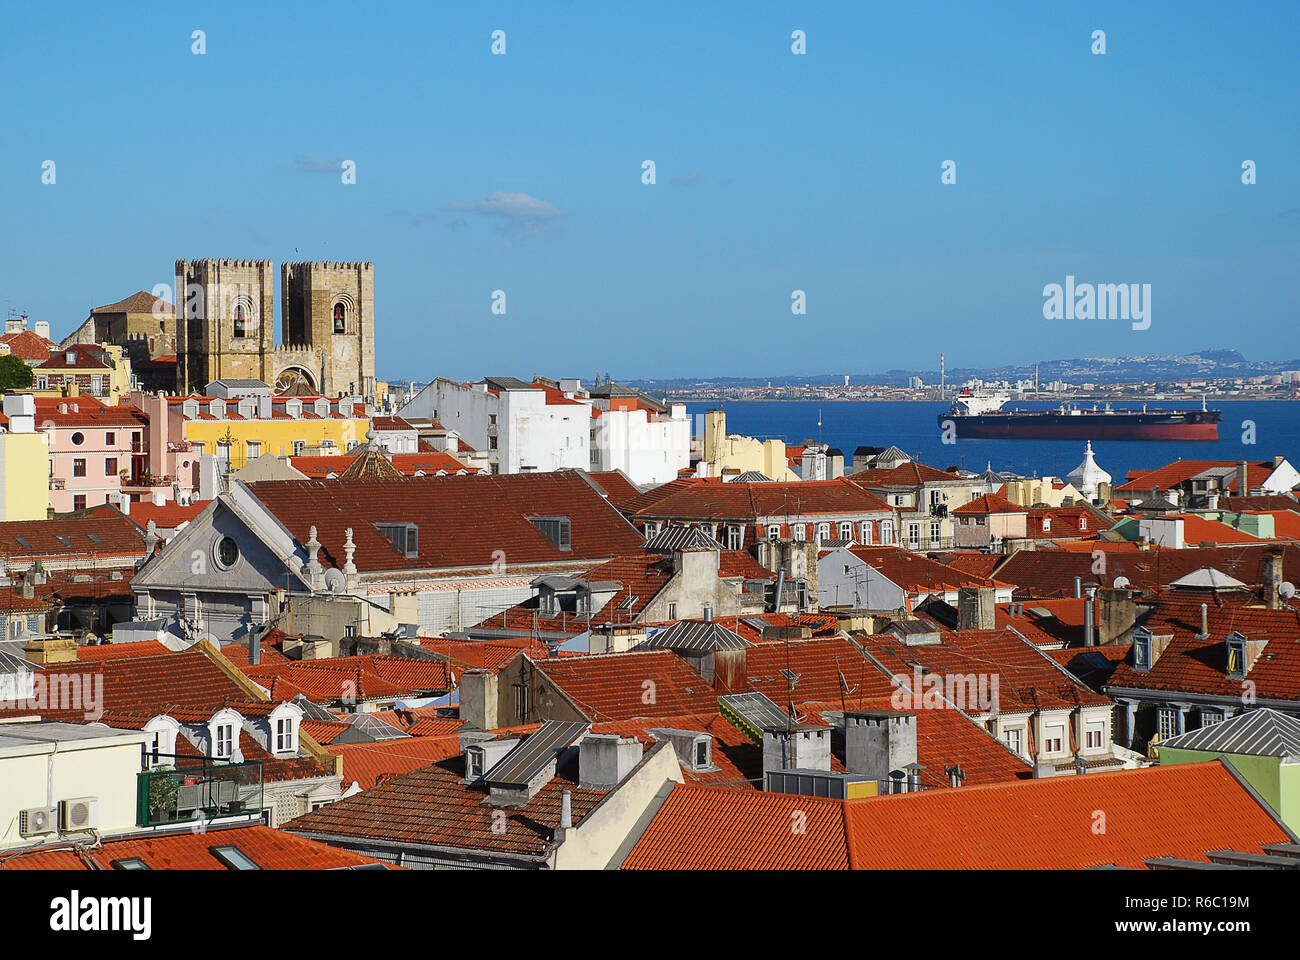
[174,258,376,398]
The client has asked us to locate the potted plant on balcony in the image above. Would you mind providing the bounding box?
[148,773,181,822]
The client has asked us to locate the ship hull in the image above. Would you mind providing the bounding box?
[940,411,1220,441]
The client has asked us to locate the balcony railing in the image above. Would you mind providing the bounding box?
[49,478,66,490]
[136,755,264,827]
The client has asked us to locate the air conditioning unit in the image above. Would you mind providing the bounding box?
[19,806,58,837]
[59,796,100,832]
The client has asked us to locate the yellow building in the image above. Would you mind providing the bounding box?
[701,409,800,481]
[1002,477,1087,508]
[0,394,51,521]
[169,392,371,469]
[32,343,135,405]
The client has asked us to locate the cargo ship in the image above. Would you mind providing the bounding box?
[939,391,1221,441]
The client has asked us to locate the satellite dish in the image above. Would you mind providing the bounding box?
[324,568,345,593]
[1113,576,1130,589]
[1280,581,1296,599]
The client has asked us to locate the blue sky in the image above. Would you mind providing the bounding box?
[2,1,1296,382]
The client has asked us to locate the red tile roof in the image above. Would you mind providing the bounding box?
[533,649,721,720]
[847,462,959,487]
[1106,590,1300,700]
[248,471,646,573]
[74,640,171,661]
[951,493,1026,516]
[839,545,1011,595]
[0,329,57,362]
[623,761,1292,870]
[330,735,467,790]
[1117,460,1276,494]
[0,824,388,870]
[0,512,145,561]
[622,477,893,521]
[995,543,1300,599]
[92,290,175,315]
[285,751,608,858]
[128,500,211,529]
[289,451,477,478]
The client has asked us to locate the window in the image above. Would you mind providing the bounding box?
[333,302,346,334]
[73,495,86,511]
[210,845,261,870]
[1080,517,1088,531]
[644,521,660,539]
[216,536,239,569]
[1003,727,1023,756]
[105,432,115,445]
[529,516,571,551]
[105,457,117,476]
[792,524,806,542]
[275,717,295,753]
[1043,724,1064,755]
[839,521,853,542]
[816,522,830,544]
[907,522,920,546]
[694,740,709,768]
[512,682,529,722]
[489,436,498,450]
[1084,723,1105,749]
[667,602,677,620]
[1226,632,1247,678]
[71,431,84,446]
[247,441,261,459]
[1200,709,1223,727]
[894,495,906,507]
[726,525,743,550]
[1042,517,1052,532]
[880,521,895,545]
[73,458,86,477]
[1133,630,1152,671]
[488,414,497,426]
[216,442,232,462]
[214,723,234,758]
[930,522,941,544]
[110,858,151,870]
[767,524,782,540]
[1157,708,1178,740]
[292,440,305,456]
[376,522,420,558]
[860,521,873,544]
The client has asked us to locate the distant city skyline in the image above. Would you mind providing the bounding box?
[3,1,1297,381]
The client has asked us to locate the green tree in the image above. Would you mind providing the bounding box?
[0,354,33,391]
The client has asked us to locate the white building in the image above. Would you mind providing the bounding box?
[401,376,590,474]
[588,383,690,486]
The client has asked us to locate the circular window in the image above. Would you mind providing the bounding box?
[215,536,239,569]
[71,432,85,446]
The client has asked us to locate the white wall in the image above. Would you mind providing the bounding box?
[591,403,690,486]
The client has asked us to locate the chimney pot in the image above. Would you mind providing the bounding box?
[559,789,572,830]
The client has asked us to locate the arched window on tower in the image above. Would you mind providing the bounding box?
[333,303,346,334]
[233,305,247,339]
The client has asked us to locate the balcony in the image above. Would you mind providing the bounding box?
[166,441,193,453]
[123,474,174,489]
[136,755,263,827]
[49,478,65,491]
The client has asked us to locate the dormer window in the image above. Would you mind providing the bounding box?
[1042,517,1052,532]
[694,739,710,768]
[767,524,782,540]
[1080,517,1088,531]
[214,723,234,759]
[530,516,571,551]
[1133,628,1152,672]
[376,522,419,558]
[275,716,297,754]
[1226,631,1247,678]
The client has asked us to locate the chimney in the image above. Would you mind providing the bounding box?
[905,762,924,793]
[762,726,832,776]
[579,734,644,789]
[1237,461,1249,496]
[1095,588,1137,645]
[1263,547,1284,610]
[703,601,713,623]
[957,586,995,631]
[559,790,573,829]
[1274,456,1285,470]
[1073,576,1082,599]
[1199,602,1209,638]
[1084,586,1096,647]
[248,630,262,666]
[459,670,499,729]
[845,710,917,786]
